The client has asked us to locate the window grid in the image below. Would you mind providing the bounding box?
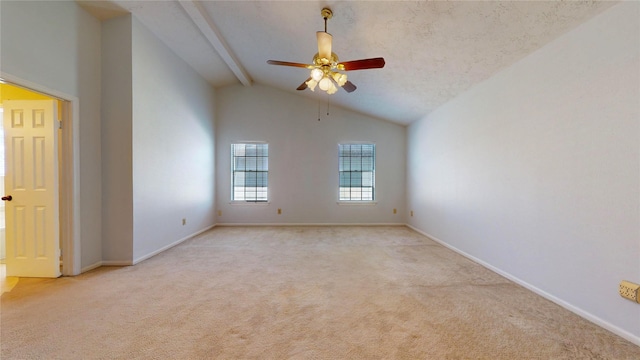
[232,143,268,202]
[339,144,375,201]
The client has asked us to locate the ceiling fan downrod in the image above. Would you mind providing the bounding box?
[321,8,333,33]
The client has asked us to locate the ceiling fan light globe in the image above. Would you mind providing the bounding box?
[311,68,324,81]
[319,77,332,91]
[306,79,318,91]
[332,72,348,87]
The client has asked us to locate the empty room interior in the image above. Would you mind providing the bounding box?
[1,0,639,358]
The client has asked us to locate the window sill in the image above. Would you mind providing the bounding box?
[336,201,377,206]
[229,201,270,205]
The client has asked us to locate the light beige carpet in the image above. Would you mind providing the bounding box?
[1,226,639,359]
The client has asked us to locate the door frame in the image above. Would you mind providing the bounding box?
[1,72,81,276]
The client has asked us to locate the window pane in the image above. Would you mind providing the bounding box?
[351,188,362,200]
[245,157,257,170]
[339,172,349,187]
[339,144,349,156]
[256,172,268,187]
[234,188,245,200]
[257,144,268,156]
[245,188,256,199]
[361,188,373,201]
[256,187,267,201]
[351,160,361,171]
[257,157,268,171]
[339,157,350,171]
[362,157,373,171]
[245,144,257,156]
[233,157,244,171]
[362,172,373,186]
[350,172,361,186]
[246,172,257,187]
[232,144,245,156]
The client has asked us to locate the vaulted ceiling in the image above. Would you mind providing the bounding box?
[78,1,616,125]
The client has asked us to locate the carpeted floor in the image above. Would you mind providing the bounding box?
[1,226,639,359]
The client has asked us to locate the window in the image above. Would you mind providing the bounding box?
[232,143,268,202]
[339,143,375,201]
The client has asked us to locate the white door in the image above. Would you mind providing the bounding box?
[3,100,60,278]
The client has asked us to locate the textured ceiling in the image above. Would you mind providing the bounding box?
[80,1,616,125]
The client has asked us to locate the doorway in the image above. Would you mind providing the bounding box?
[0,76,79,279]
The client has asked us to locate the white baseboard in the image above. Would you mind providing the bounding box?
[96,260,133,267]
[216,222,405,227]
[132,225,216,265]
[405,224,640,347]
[81,260,133,272]
[80,261,106,273]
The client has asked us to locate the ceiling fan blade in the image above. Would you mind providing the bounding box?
[317,31,332,60]
[339,57,386,71]
[342,81,357,93]
[267,60,313,69]
[297,78,312,91]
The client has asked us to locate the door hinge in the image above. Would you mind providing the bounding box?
[58,120,62,129]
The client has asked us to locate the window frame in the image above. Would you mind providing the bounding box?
[230,142,269,203]
[337,142,377,204]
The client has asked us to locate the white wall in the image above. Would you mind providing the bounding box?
[407,1,640,344]
[216,84,406,224]
[101,15,134,263]
[131,17,216,262]
[1,0,103,270]
[101,15,217,264]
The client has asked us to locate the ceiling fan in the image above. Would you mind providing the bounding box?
[267,7,385,95]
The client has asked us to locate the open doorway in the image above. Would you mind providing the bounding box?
[0,77,78,280]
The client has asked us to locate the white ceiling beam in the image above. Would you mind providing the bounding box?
[179,0,252,86]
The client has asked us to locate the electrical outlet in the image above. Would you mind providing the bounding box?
[182,218,186,226]
[218,210,222,216]
[619,280,640,303]
[410,210,414,217]
[278,208,282,215]
[393,208,397,214]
